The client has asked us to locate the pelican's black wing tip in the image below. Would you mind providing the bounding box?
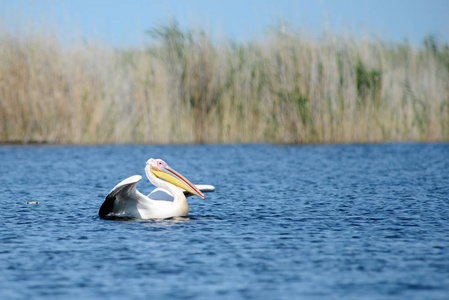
[99,194,116,218]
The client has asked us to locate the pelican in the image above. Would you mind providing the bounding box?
[99,158,214,219]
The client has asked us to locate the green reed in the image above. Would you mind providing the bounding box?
[0,22,448,144]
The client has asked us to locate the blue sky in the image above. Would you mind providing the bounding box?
[1,0,448,47]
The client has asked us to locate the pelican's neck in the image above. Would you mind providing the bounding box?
[145,165,188,208]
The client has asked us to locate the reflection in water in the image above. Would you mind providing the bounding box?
[142,216,192,227]
[101,215,192,225]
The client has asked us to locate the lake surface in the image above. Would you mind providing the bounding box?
[1,143,448,299]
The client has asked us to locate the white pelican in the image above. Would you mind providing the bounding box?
[99,158,214,219]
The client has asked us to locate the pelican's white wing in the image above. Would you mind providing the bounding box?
[99,175,146,218]
[184,185,215,197]
[148,184,215,200]
[148,188,175,202]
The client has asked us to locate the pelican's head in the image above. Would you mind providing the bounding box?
[146,158,205,199]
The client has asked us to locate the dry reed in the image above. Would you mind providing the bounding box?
[0,22,448,144]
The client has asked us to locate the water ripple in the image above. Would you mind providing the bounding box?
[0,143,448,299]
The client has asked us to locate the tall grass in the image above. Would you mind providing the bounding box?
[1,22,448,144]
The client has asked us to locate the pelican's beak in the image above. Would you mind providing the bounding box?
[151,165,205,199]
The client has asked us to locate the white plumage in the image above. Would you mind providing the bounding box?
[99,159,214,219]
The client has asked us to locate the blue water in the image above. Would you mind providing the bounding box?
[1,143,448,299]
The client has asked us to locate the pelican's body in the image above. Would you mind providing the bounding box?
[99,159,214,219]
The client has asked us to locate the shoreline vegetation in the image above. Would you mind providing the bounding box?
[1,22,448,144]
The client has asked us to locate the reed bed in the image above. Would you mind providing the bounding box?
[0,22,448,144]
